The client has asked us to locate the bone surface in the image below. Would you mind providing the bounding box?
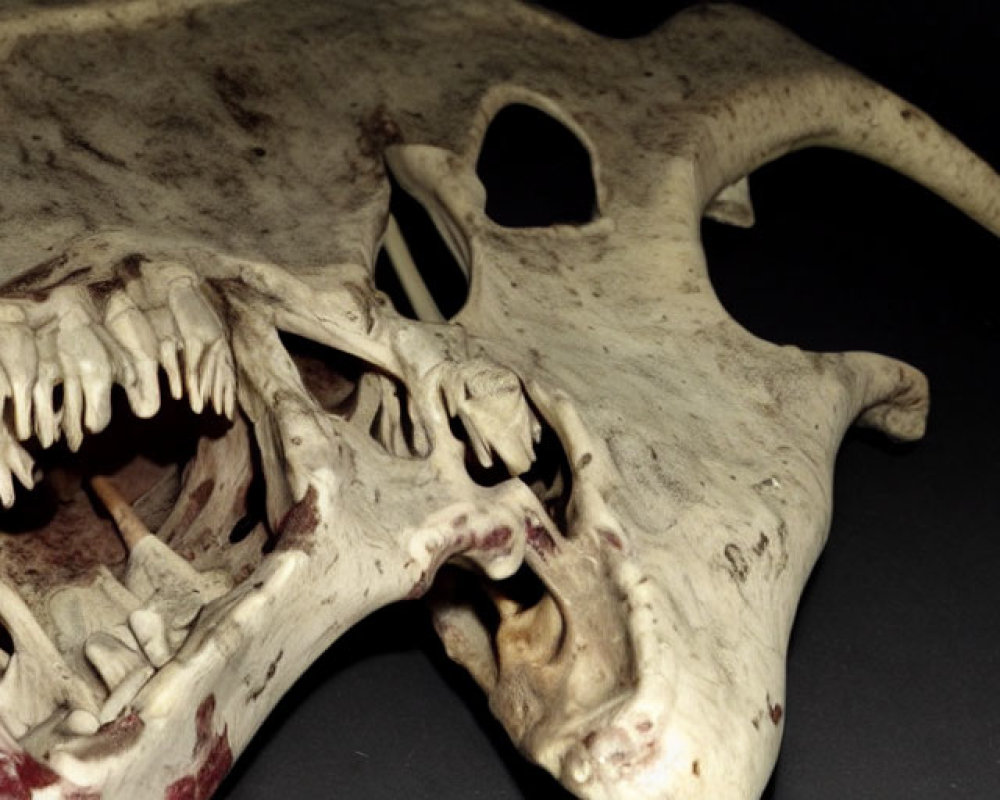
[0,1,995,799]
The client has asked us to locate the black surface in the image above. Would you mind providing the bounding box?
[218,2,999,798]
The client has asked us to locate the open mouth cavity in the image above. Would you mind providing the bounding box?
[0,369,269,749]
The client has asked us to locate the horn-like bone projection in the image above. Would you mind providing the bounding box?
[0,1,994,798]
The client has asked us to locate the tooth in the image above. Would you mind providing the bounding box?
[104,292,161,418]
[0,315,38,441]
[0,426,36,508]
[61,708,100,736]
[0,582,99,737]
[32,327,62,448]
[90,476,232,629]
[168,281,226,414]
[57,324,113,439]
[208,341,236,418]
[98,664,154,725]
[145,307,184,400]
[84,631,148,691]
[129,607,172,667]
[90,475,151,550]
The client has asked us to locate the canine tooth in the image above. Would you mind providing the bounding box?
[84,631,148,691]
[0,426,35,508]
[104,292,161,418]
[61,708,101,736]
[0,319,38,441]
[168,280,227,415]
[98,665,154,725]
[129,608,172,667]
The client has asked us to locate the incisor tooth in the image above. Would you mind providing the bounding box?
[0,316,38,441]
[104,292,161,418]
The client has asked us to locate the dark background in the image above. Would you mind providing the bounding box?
[219,2,999,798]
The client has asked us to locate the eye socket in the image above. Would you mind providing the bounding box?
[476,104,597,228]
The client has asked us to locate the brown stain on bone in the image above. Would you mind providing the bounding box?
[274,485,320,554]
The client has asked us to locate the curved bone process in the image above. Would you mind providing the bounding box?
[0,2,995,799]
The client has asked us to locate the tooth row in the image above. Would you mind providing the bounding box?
[0,270,237,507]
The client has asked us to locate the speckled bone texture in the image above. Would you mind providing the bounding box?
[0,1,995,798]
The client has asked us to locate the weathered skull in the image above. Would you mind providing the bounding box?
[0,1,995,799]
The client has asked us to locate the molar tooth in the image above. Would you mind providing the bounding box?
[57,324,114,439]
[147,307,184,400]
[32,327,62,448]
[104,292,161,418]
[168,280,227,415]
[0,317,38,441]
[83,631,148,691]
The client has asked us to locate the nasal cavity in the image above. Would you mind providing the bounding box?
[374,172,468,322]
[476,103,597,228]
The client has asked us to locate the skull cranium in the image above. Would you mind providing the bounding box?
[0,2,996,800]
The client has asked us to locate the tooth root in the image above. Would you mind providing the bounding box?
[0,320,39,441]
[98,665,154,725]
[84,631,148,691]
[104,293,162,418]
[129,608,172,667]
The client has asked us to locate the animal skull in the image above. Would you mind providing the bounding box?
[0,2,995,799]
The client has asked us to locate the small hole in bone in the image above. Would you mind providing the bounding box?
[476,104,597,228]
[373,171,469,321]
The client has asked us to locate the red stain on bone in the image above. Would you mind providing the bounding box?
[164,695,233,800]
[0,748,60,800]
[525,519,556,558]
